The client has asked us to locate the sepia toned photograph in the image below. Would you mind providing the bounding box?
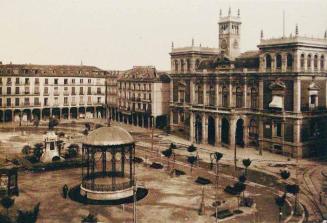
[0,0,326,222]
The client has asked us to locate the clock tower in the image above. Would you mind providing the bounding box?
[218,8,241,59]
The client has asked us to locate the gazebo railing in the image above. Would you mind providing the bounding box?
[82,180,134,192]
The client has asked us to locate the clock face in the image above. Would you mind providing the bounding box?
[220,39,227,49]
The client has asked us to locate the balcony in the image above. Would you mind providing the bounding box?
[79,101,85,105]
[43,92,49,96]
[54,92,60,96]
[33,102,41,107]
[87,101,92,105]
[64,91,69,96]
[24,91,30,95]
[71,101,77,106]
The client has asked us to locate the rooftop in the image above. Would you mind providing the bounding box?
[258,36,327,48]
[83,126,134,146]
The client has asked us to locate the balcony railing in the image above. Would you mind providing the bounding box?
[54,92,60,96]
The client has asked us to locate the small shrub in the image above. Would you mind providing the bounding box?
[16,202,40,223]
[22,145,31,155]
[25,156,39,164]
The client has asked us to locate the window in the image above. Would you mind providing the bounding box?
[54,97,59,105]
[222,86,228,107]
[180,59,184,72]
[7,78,11,85]
[35,78,39,84]
[314,55,318,69]
[88,79,91,84]
[7,87,11,95]
[97,87,101,94]
[24,98,30,106]
[208,84,216,106]
[64,79,68,85]
[274,122,282,137]
[174,60,178,72]
[97,97,101,103]
[72,79,75,84]
[88,87,91,95]
[15,78,20,84]
[24,87,30,94]
[307,54,312,68]
[72,87,75,95]
[195,84,203,104]
[0,87,2,95]
[300,54,305,69]
[15,87,19,95]
[0,98,2,106]
[0,78,2,85]
[249,119,258,137]
[44,87,48,95]
[25,78,30,85]
[236,87,243,108]
[80,87,83,95]
[54,79,58,85]
[15,98,19,106]
[6,98,11,106]
[276,54,282,69]
[34,97,40,106]
[34,86,39,94]
[251,87,258,109]
[50,142,55,150]
[265,54,272,69]
[80,79,83,84]
[44,98,48,106]
[45,78,48,85]
[64,97,68,105]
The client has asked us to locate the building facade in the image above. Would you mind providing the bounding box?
[109,66,170,128]
[169,8,327,157]
[0,64,107,123]
[106,70,122,122]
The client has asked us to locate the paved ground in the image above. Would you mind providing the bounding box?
[0,119,324,222]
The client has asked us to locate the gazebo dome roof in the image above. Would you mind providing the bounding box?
[83,126,134,146]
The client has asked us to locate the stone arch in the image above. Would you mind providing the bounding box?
[62,107,69,119]
[314,54,318,69]
[4,110,12,122]
[52,108,60,119]
[13,109,21,122]
[236,87,243,108]
[276,54,282,69]
[248,119,258,146]
[207,115,215,145]
[307,54,312,68]
[42,108,51,121]
[236,118,244,147]
[195,114,202,143]
[0,110,3,122]
[221,117,229,145]
[265,54,272,69]
[32,109,41,121]
[300,53,305,69]
[22,109,31,122]
[195,59,200,69]
[70,107,78,119]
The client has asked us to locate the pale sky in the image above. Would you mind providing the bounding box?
[0,0,326,71]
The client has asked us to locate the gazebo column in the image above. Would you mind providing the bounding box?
[102,150,106,176]
[121,147,125,177]
[129,146,133,184]
[91,150,95,189]
[111,150,116,188]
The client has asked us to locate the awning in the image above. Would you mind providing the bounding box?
[269,95,283,109]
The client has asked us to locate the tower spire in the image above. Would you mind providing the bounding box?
[324,30,327,39]
[192,38,194,46]
[228,7,231,16]
[261,30,264,39]
[171,41,174,49]
[295,24,299,36]
[219,9,222,17]
[238,8,240,17]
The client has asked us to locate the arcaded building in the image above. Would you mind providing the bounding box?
[111,66,170,128]
[169,8,327,157]
[0,64,106,123]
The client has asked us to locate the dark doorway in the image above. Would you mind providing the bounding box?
[236,119,244,147]
[207,116,215,145]
[221,118,229,145]
[195,115,202,144]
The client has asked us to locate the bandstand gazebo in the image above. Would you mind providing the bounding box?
[80,126,135,201]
